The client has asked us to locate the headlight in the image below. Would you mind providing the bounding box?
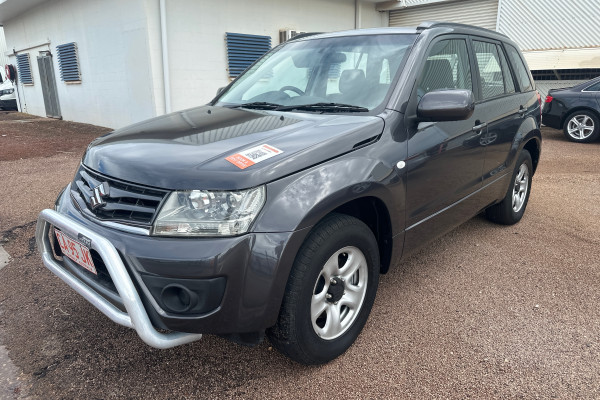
[0,89,14,95]
[152,186,266,237]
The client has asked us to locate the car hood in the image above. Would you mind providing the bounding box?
[83,105,384,190]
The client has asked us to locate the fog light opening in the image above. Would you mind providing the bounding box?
[161,284,199,313]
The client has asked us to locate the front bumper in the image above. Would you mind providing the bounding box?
[36,209,203,349]
[36,186,308,348]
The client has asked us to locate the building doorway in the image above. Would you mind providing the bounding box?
[37,53,61,118]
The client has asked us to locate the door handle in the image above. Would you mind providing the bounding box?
[518,106,527,116]
[472,122,488,132]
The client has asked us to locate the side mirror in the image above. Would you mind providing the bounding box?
[216,87,226,96]
[417,89,475,122]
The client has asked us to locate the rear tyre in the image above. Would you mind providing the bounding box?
[267,213,380,365]
[485,150,533,225]
[563,111,600,143]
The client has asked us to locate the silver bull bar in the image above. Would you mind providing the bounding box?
[35,209,203,349]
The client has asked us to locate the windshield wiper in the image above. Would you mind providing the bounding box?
[231,102,282,110]
[276,103,369,113]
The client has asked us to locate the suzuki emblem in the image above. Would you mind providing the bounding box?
[90,182,110,209]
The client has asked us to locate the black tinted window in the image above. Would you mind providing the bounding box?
[505,45,533,92]
[584,81,600,91]
[473,41,506,99]
[497,45,516,94]
[418,39,472,97]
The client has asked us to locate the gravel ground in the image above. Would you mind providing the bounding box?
[0,112,599,399]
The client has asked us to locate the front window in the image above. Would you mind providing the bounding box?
[217,34,416,112]
[417,39,472,98]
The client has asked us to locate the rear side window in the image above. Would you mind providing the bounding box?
[418,39,472,97]
[505,45,533,92]
[584,81,600,91]
[497,45,516,94]
[473,40,505,99]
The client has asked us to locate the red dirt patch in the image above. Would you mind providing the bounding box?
[0,112,112,161]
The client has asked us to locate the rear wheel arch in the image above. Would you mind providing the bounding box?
[523,137,541,175]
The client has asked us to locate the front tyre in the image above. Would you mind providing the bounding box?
[485,149,533,225]
[267,214,380,365]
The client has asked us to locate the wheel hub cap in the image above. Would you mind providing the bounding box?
[512,162,529,213]
[326,277,345,303]
[311,246,368,340]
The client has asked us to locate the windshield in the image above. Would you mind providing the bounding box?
[217,34,416,112]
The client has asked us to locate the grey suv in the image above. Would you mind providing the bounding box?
[36,22,542,365]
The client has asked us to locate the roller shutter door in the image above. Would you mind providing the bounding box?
[390,0,499,30]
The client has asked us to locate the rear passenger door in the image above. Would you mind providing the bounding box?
[473,39,537,184]
[470,38,522,183]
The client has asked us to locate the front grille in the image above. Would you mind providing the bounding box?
[71,165,169,226]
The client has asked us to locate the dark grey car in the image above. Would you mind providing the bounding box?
[36,22,542,365]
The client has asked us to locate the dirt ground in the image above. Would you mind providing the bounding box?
[0,112,109,163]
[0,111,599,399]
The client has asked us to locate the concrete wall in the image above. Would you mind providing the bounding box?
[3,0,156,128]
[163,0,387,111]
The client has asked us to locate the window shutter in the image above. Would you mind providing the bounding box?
[16,53,33,84]
[56,42,81,82]
[225,33,271,79]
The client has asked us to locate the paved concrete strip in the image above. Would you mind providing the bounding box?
[0,246,10,272]
[0,344,19,399]
[0,246,19,399]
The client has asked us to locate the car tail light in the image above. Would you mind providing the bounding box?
[545,94,553,103]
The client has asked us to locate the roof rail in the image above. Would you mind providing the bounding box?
[287,32,323,42]
[416,21,508,38]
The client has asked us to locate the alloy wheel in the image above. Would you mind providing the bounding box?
[567,115,595,140]
[512,163,529,213]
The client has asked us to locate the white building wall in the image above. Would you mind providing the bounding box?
[496,0,600,70]
[2,0,157,128]
[497,0,600,51]
[2,0,386,127]
[384,0,600,71]
[164,0,387,112]
[0,27,10,78]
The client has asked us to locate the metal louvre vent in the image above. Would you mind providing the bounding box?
[71,166,168,226]
[225,32,271,79]
[56,42,81,82]
[16,53,33,84]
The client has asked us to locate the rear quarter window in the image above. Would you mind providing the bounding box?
[584,81,600,91]
[505,44,533,92]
